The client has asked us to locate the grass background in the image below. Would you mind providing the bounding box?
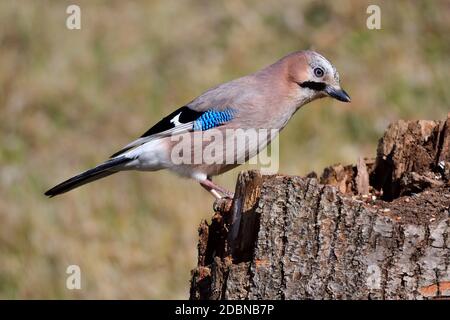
[0,0,448,298]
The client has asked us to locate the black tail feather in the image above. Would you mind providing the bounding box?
[45,157,131,197]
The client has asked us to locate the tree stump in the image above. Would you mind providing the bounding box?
[190,114,450,300]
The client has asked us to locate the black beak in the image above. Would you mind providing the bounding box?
[325,86,351,103]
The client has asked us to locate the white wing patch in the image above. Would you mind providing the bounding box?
[110,107,200,158]
[170,113,182,126]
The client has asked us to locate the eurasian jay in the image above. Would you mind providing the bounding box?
[45,50,350,199]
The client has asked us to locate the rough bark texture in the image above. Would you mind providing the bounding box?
[190,114,450,300]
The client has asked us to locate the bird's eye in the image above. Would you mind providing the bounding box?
[314,67,324,78]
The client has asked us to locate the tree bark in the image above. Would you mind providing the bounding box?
[190,114,450,300]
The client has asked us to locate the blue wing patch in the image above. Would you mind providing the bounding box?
[193,109,235,131]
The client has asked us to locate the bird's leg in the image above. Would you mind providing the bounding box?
[206,176,235,198]
[200,181,222,199]
[199,177,234,199]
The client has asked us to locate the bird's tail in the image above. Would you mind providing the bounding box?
[44,156,132,197]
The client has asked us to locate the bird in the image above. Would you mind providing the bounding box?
[45,50,350,199]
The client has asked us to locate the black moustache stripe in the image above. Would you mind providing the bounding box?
[298,81,326,91]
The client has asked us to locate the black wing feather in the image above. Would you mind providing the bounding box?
[109,106,204,158]
[140,106,203,138]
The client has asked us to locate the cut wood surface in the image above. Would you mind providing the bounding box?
[190,114,450,300]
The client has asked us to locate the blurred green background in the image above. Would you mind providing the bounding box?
[0,0,449,299]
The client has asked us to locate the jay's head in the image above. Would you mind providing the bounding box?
[285,50,351,104]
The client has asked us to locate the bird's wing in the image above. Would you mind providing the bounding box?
[110,105,236,158]
[110,77,253,158]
